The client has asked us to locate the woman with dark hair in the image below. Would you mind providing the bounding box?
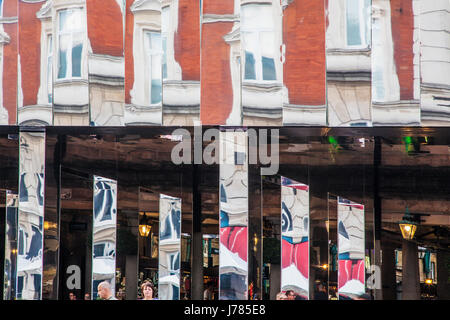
[141,281,157,300]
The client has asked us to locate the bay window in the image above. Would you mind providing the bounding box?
[144,31,163,105]
[241,4,277,82]
[346,0,371,48]
[57,8,84,80]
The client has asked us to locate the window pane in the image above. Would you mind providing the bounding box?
[58,37,68,79]
[163,37,167,79]
[245,51,256,80]
[151,79,162,104]
[346,0,362,46]
[262,56,276,80]
[241,4,273,30]
[150,32,162,51]
[72,44,82,77]
[60,8,83,33]
[364,0,371,46]
[0,0,3,17]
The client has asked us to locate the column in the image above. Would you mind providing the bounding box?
[401,239,420,299]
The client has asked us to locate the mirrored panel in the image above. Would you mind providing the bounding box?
[419,0,450,125]
[281,177,309,299]
[92,175,117,300]
[0,0,18,125]
[261,176,281,300]
[326,0,372,127]
[161,0,200,126]
[337,196,365,299]
[17,1,53,126]
[158,193,181,300]
[200,0,241,125]
[124,0,162,125]
[241,0,283,126]
[52,1,90,126]
[219,130,248,299]
[371,0,420,125]
[87,0,125,126]
[3,191,18,300]
[17,131,45,300]
[282,0,326,125]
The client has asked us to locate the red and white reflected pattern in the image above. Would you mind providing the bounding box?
[281,177,309,299]
[337,197,365,299]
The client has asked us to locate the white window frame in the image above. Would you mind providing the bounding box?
[241,3,279,83]
[46,34,53,103]
[161,6,169,81]
[56,7,85,80]
[345,0,371,49]
[144,30,163,105]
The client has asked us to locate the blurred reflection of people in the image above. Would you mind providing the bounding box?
[203,281,214,300]
[285,290,295,300]
[84,293,90,300]
[97,281,117,300]
[69,292,77,300]
[314,283,328,300]
[141,281,157,300]
[276,292,288,300]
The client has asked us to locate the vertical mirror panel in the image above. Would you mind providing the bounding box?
[241,0,283,126]
[58,169,92,301]
[200,0,241,125]
[162,0,201,126]
[53,1,90,126]
[326,0,372,127]
[115,184,139,300]
[419,0,450,125]
[87,0,125,126]
[17,131,45,300]
[337,196,365,299]
[282,0,326,126]
[371,0,420,125]
[137,188,159,299]
[3,191,18,299]
[0,0,18,125]
[219,131,248,299]
[92,176,117,300]
[124,0,162,125]
[158,193,181,300]
[327,193,338,299]
[281,177,309,299]
[262,176,281,300]
[17,1,52,126]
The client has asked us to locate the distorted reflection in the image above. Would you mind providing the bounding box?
[158,194,181,300]
[219,131,248,300]
[17,132,45,300]
[4,191,18,300]
[125,0,162,125]
[53,7,89,125]
[281,177,309,299]
[92,176,117,300]
[337,197,365,299]
[87,0,125,126]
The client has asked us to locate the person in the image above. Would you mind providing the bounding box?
[203,281,214,300]
[314,283,328,300]
[97,281,117,300]
[84,293,90,300]
[141,281,156,300]
[276,292,288,300]
[69,292,77,300]
[285,290,296,300]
